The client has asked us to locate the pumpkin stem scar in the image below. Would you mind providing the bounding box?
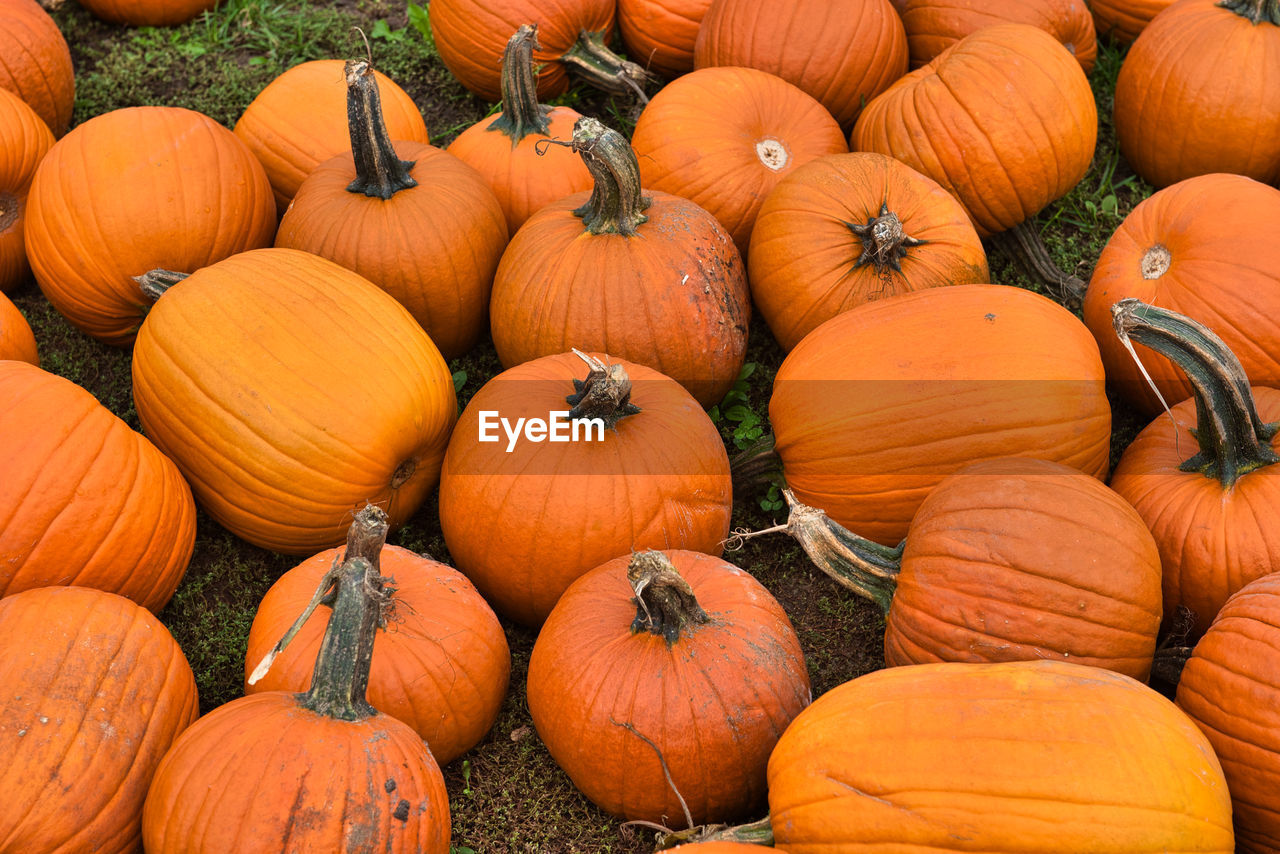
[845,201,928,293]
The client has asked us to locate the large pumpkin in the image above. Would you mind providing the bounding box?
[617,0,715,79]
[901,0,1097,73]
[131,248,457,555]
[0,0,73,137]
[0,87,53,294]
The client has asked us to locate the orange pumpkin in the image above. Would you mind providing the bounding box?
[902,0,1097,73]
[25,106,277,347]
[76,0,218,26]
[1090,0,1176,43]
[0,0,73,137]
[0,86,52,293]
[0,289,37,363]
[617,0,715,79]
[748,151,988,351]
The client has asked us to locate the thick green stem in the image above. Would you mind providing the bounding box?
[489,24,553,144]
[1111,298,1280,487]
[628,551,710,645]
[559,30,648,100]
[344,58,417,200]
[569,117,651,236]
[730,433,785,493]
[134,268,190,303]
[564,348,641,429]
[1217,0,1280,25]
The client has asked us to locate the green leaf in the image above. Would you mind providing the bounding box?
[368,19,404,41]
[452,370,467,393]
[723,405,754,423]
[407,2,434,49]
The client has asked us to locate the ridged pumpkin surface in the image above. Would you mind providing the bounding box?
[0,586,199,854]
[77,0,218,26]
[770,284,1111,544]
[0,360,196,611]
[768,660,1235,852]
[0,0,73,136]
[902,0,1097,73]
[132,247,457,555]
[0,289,37,363]
[1091,0,1176,43]
[0,87,53,293]
[617,0,714,79]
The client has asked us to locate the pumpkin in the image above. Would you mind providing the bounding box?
[1082,173,1280,417]
[131,247,457,555]
[1090,0,1176,43]
[0,360,196,611]
[765,283,1111,545]
[276,59,508,359]
[0,0,73,137]
[629,65,848,258]
[694,0,907,129]
[1178,573,1280,852]
[438,350,733,627]
[0,289,37,363]
[235,59,428,211]
[143,506,451,853]
[244,533,510,766]
[0,586,199,853]
[24,105,276,347]
[617,0,715,79]
[901,0,1097,73]
[1115,0,1280,188]
[0,86,52,293]
[76,0,218,27]
[489,118,749,407]
[446,25,593,234]
[851,23,1097,239]
[1109,299,1280,637]
[527,550,811,825]
[428,0,646,102]
[768,660,1234,851]
[748,151,988,351]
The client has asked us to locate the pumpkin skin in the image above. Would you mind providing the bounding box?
[438,352,733,627]
[617,0,715,79]
[768,660,1234,852]
[0,360,196,611]
[0,86,52,294]
[527,550,811,826]
[0,289,38,363]
[630,66,848,258]
[851,23,1097,237]
[25,106,277,347]
[76,0,218,26]
[694,0,907,129]
[902,0,1097,73]
[244,544,511,767]
[1090,0,1176,43]
[1082,174,1280,417]
[0,0,73,137]
[1178,574,1280,853]
[131,247,457,555]
[769,284,1111,545]
[0,586,199,854]
[235,59,429,211]
[748,151,988,351]
[1113,0,1280,189]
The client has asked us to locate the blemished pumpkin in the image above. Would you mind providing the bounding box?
[75,0,218,26]
[1090,0,1176,43]
[131,247,457,555]
[0,289,38,363]
[617,0,715,79]
[748,151,988,351]
[0,86,53,294]
[527,550,811,825]
[768,660,1234,852]
[0,586,199,854]
[0,0,73,137]
[446,25,593,234]
[24,105,277,347]
[902,0,1097,73]
[276,58,508,359]
[235,59,429,211]
[0,360,196,612]
[1082,173,1280,417]
[438,351,733,627]
[144,506,451,854]
[489,117,749,407]
[1113,0,1280,188]
[629,65,848,258]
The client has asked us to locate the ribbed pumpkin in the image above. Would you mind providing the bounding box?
[1110,299,1280,637]
[902,0,1097,73]
[0,0,73,137]
[766,283,1111,545]
[144,507,451,853]
[244,526,510,767]
[0,289,37,363]
[131,248,457,555]
[1178,573,1280,852]
[276,59,508,359]
[235,59,428,211]
[768,660,1234,852]
[0,360,196,611]
[0,86,52,293]
[748,151,988,351]
[1113,0,1280,188]
[446,25,593,234]
[851,23,1097,238]
[0,586,199,854]
[629,65,848,258]
[76,0,218,26]
[1090,0,1176,43]
[694,0,907,129]
[617,0,715,79]
[24,106,277,347]
[438,351,732,627]
[1082,173,1280,417]
[489,118,749,408]
[527,550,811,825]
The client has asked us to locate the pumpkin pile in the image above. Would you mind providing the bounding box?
[3,0,1279,850]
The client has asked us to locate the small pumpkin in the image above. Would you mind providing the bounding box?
[0,289,37,363]
[902,0,1097,73]
[0,86,53,294]
[0,0,73,137]
[76,0,218,26]
[617,0,715,79]
[1090,0,1176,44]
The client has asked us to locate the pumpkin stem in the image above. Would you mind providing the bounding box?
[489,24,553,144]
[134,268,190,303]
[569,117,651,236]
[1217,0,1280,25]
[730,433,785,493]
[627,551,710,645]
[1112,299,1280,487]
[344,58,417,200]
[995,220,1088,310]
[649,816,776,849]
[565,348,642,428]
[558,29,649,100]
[846,201,928,277]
